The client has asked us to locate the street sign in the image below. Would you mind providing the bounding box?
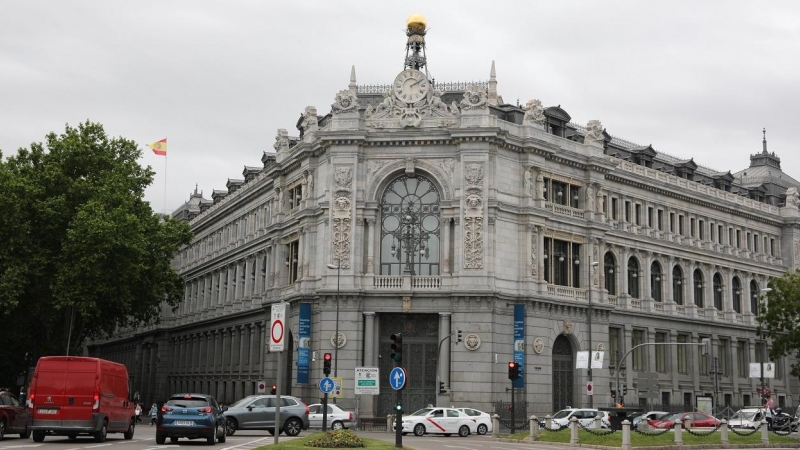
[319,377,335,394]
[355,367,380,395]
[270,303,286,352]
[332,377,343,398]
[257,381,266,394]
[389,367,407,390]
[587,381,593,396]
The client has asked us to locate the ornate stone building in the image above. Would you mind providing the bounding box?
[91,15,800,418]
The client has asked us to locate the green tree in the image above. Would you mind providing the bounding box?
[756,269,800,377]
[0,121,192,386]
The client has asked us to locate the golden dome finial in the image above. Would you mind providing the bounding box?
[406,13,427,34]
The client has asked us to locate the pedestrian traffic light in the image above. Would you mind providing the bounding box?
[390,333,403,365]
[271,385,277,395]
[395,402,402,412]
[439,381,445,394]
[456,329,463,344]
[508,361,520,380]
[323,352,332,376]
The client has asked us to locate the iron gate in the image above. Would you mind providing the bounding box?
[552,335,574,412]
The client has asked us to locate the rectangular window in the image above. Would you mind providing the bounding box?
[719,225,724,244]
[699,336,708,375]
[603,195,609,215]
[625,201,631,223]
[677,334,688,374]
[543,178,551,201]
[657,210,663,231]
[647,206,653,227]
[635,204,641,226]
[287,240,300,285]
[612,198,619,220]
[609,327,621,368]
[699,220,704,240]
[770,238,775,256]
[655,332,667,373]
[737,341,748,378]
[632,329,644,371]
[719,339,728,376]
[670,212,675,233]
[710,222,715,242]
[754,234,759,253]
[746,232,751,250]
[570,186,580,209]
[736,229,741,248]
[679,215,685,236]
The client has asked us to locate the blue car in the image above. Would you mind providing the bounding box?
[156,393,227,445]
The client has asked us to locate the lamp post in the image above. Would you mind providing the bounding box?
[759,287,772,403]
[588,261,599,408]
[326,263,342,379]
[388,200,430,276]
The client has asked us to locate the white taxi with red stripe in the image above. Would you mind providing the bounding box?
[400,407,473,437]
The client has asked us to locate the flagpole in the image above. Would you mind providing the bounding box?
[163,136,168,214]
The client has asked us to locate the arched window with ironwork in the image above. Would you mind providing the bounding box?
[604,252,616,295]
[749,280,759,315]
[713,272,723,310]
[651,261,662,302]
[732,277,742,313]
[694,269,704,308]
[628,257,640,299]
[673,265,684,305]
[379,174,441,276]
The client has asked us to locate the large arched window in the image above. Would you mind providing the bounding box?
[694,269,704,308]
[749,280,760,315]
[732,277,742,313]
[713,272,723,310]
[379,174,441,275]
[604,252,616,295]
[651,261,662,302]
[673,265,684,305]
[628,257,640,299]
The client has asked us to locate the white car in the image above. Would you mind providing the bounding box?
[308,403,356,430]
[729,408,765,430]
[632,410,669,428]
[400,407,473,437]
[549,408,609,429]
[456,407,493,435]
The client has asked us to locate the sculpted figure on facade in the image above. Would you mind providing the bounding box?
[460,85,488,110]
[301,106,318,133]
[523,99,546,125]
[786,187,800,209]
[331,89,360,115]
[275,188,283,213]
[535,173,544,200]
[585,185,595,211]
[273,128,289,152]
[596,188,605,213]
[523,167,533,197]
[366,92,395,120]
[584,120,605,145]
[464,163,484,188]
[430,90,457,117]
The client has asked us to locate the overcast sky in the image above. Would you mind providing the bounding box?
[2,1,798,213]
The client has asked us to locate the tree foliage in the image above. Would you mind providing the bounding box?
[0,121,192,386]
[756,269,800,378]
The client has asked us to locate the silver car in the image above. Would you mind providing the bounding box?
[308,403,356,430]
[223,395,310,437]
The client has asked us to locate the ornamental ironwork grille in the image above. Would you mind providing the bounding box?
[379,175,441,276]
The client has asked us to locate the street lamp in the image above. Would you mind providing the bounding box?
[386,201,430,276]
[588,261,599,408]
[327,263,342,379]
[759,287,772,403]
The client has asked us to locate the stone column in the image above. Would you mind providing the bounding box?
[665,257,674,303]
[208,273,217,316]
[647,327,656,373]
[217,271,226,311]
[441,218,450,275]
[439,313,452,388]
[453,217,462,273]
[692,332,701,392]
[624,324,633,402]
[620,248,629,298]
[670,330,679,395]
[363,312,376,419]
[238,326,246,378]
[731,339,740,399]
[226,265,235,307]
[244,257,254,298]
[366,219,376,275]
[254,254,263,294]
[643,253,652,301]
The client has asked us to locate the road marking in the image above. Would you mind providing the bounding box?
[85,445,113,448]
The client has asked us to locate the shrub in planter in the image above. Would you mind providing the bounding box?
[304,429,366,448]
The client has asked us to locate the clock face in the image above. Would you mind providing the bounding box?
[393,69,429,104]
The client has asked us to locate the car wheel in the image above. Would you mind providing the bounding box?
[217,422,226,443]
[225,418,237,436]
[20,422,30,439]
[477,424,488,435]
[32,431,45,442]
[267,428,275,436]
[283,418,302,437]
[93,421,108,443]
[459,425,470,437]
[444,434,452,437]
[331,421,344,430]
[68,434,77,441]
[207,429,216,445]
[0,420,5,441]
[414,424,425,436]
[124,418,135,440]
[402,432,408,436]
[156,434,166,445]
[170,437,179,443]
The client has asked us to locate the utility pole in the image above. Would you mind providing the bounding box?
[709,357,722,410]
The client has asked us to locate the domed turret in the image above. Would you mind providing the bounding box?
[404,13,428,72]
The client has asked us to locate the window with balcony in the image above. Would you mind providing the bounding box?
[710,222,715,242]
[699,219,704,240]
[628,257,640,298]
[604,252,617,295]
[750,280,760,315]
[713,272,723,310]
[690,218,696,238]
[738,341,748,378]
[286,240,300,285]
[732,277,742,313]
[379,174,441,276]
[635,203,641,225]
[625,201,631,223]
[657,209,664,231]
[677,334,688,374]
[694,269,704,308]
[673,265,684,305]
[647,206,653,228]
[632,329,644,371]
[544,238,581,287]
[655,332,667,372]
[651,261,662,302]
[612,197,619,220]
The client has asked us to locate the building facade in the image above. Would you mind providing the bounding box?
[91,17,800,418]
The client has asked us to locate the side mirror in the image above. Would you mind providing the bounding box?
[247,406,253,411]
[221,406,228,412]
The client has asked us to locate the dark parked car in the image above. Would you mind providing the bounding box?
[156,393,226,445]
[223,395,309,437]
[0,390,31,440]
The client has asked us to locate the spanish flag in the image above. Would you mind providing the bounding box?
[147,138,167,156]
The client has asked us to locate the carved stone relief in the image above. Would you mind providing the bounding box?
[463,163,485,269]
[331,90,360,115]
[460,85,488,110]
[464,334,481,351]
[273,129,289,152]
[365,88,459,129]
[584,120,604,145]
[402,296,412,313]
[332,166,353,268]
[563,320,574,335]
[533,337,545,354]
[523,99,546,125]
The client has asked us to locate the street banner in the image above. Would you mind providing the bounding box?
[763,362,776,378]
[576,351,589,369]
[749,363,762,378]
[297,303,311,384]
[513,304,525,388]
[591,351,605,369]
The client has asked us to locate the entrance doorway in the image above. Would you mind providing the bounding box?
[552,335,574,412]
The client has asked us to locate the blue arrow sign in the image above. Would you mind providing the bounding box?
[319,377,335,394]
[389,367,406,390]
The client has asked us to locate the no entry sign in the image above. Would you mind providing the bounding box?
[270,303,286,352]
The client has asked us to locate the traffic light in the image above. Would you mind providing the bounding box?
[610,389,616,399]
[623,385,628,395]
[271,385,277,395]
[439,381,445,394]
[508,361,520,380]
[390,333,403,365]
[701,338,711,356]
[395,402,402,412]
[456,329,463,344]
[323,352,332,376]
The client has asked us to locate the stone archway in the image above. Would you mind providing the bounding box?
[552,335,574,412]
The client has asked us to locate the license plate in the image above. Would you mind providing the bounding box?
[38,409,58,414]
[175,420,194,426]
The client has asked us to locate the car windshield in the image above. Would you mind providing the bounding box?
[552,410,573,419]
[665,413,684,421]
[732,411,757,421]
[229,397,256,408]
[410,408,433,416]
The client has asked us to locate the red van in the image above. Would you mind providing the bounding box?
[28,356,135,442]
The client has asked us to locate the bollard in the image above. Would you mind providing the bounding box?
[386,414,392,433]
[674,422,683,445]
[545,414,552,430]
[593,415,601,429]
[720,419,728,445]
[621,420,631,450]
[569,416,579,444]
[761,419,769,444]
[492,414,499,439]
[529,415,539,440]
[684,417,691,432]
